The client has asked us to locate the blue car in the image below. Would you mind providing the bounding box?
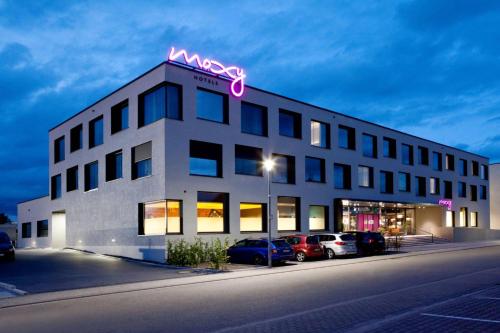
[0,231,15,261]
[227,238,294,265]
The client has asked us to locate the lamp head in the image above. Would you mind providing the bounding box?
[263,159,275,171]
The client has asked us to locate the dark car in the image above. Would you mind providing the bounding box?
[0,231,15,261]
[227,238,294,265]
[280,234,324,262]
[345,231,385,255]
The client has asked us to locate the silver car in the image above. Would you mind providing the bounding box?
[316,233,357,259]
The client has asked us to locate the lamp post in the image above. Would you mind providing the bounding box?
[263,158,275,268]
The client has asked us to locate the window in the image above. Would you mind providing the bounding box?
[309,205,328,231]
[189,140,222,177]
[446,154,455,171]
[445,211,454,227]
[415,176,426,197]
[84,161,98,191]
[383,137,397,158]
[51,174,61,200]
[138,83,182,127]
[106,150,123,181]
[480,185,487,200]
[470,212,478,227]
[417,146,429,165]
[358,166,374,188]
[54,136,65,163]
[458,182,466,198]
[241,102,267,136]
[471,161,479,176]
[70,124,82,152]
[334,163,351,189]
[277,197,299,231]
[430,177,440,195]
[37,220,49,237]
[459,159,467,176]
[132,142,152,179]
[235,145,262,177]
[111,100,128,134]
[398,172,411,192]
[311,120,330,148]
[402,144,414,165]
[138,200,183,235]
[66,166,78,192]
[279,109,301,139]
[240,203,266,232]
[89,115,103,148]
[444,181,453,199]
[305,157,325,183]
[380,171,394,194]
[432,152,442,171]
[338,125,355,150]
[22,222,31,238]
[480,164,488,180]
[362,134,377,158]
[196,88,228,124]
[459,207,468,227]
[470,185,477,201]
[272,154,295,184]
[197,192,228,233]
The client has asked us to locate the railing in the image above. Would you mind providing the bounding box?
[384,229,435,251]
[414,228,434,243]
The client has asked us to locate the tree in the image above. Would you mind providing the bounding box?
[0,213,12,224]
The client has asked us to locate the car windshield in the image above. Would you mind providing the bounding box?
[0,233,10,243]
[272,240,289,248]
[340,234,355,241]
[306,236,319,244]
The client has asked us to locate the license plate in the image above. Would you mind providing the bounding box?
[283,249,290,253]
[314,248,321,252]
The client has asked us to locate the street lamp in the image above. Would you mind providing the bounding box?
[263,158,275,268]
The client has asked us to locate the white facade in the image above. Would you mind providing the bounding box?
[17,62,493,262]
[490,163,500,230]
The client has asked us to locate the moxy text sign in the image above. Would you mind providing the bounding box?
[438,199,452,211]
[168,47,246,97]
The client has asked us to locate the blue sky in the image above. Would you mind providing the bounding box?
[1,0,500,220]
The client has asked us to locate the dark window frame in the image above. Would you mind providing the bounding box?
[334,163,352,190]
[382,137,397,159]
[106,149,123,182]
[189,140,223,178]
[417,146,429,166]
[279,109,302,139]
[111,99,129,135]
[132,142,152,180]
[380,170,394,194]
[22,222,31,238]
[338,125,356,150]
[305,156,326,183]
[138,82,183,128]
[84,160,99,191]
[272,153,296,184]
[398,172,411,192]
[358,165,374,188]
[51,174,62,200]
[37,220,49,238]
[66,165,78,192]
[240,101,268,137]
[70,124,83,153]
[196,87,229,124]
[235,144,263,177]
[54,136,65,163]
[311,119,331,149]
[89,115,104,149]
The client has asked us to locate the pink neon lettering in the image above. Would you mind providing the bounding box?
[168,47,246,97]
[438,199,452,210]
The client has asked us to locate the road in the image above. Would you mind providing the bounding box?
[1,246,499,333]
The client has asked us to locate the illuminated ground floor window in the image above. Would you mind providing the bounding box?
[139,199,182,235]
[309,205,327,231]
[459,207,468,227]
[445,210,454,227]
[277,197,299,231]
[470,211,478,227]
[240,203,266,232]
[197,192,228,233]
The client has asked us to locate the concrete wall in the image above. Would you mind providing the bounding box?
[17,196,51,248]
[490,164,500,230]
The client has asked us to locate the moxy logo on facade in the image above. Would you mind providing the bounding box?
[167,47,246,97]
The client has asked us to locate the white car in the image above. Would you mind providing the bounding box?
[316,233,357,259]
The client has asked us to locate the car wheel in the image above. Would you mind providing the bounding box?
[253,255,264,265]
[326,248,335,259]
[295,252,306,262]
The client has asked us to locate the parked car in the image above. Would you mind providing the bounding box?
[227,238,294,265]
[0,231,15,261]
[280,234,324,262]
[316,233,357,259]
[345,231,385,255]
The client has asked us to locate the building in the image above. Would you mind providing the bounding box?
[490,163,500,230]
[17,51,495,262]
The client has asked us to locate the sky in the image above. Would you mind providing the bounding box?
[1,0,500,220]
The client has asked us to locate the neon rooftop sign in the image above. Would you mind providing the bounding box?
[438,199,452,211]
[168,47,246,97]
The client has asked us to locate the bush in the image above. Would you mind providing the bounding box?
[167,237,231,270]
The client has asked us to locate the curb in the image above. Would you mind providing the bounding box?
[0,282,28,296]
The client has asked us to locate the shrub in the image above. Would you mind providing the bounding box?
[166,237,231,270]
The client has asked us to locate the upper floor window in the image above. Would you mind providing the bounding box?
[189,140,222,178]
[54,136,65,163]
[459,159,467,176]
[106,150,123,181]
[458,181,466,198]
[311,120,330,148]
[445,154,455,171]
[272,154,295,184]
[480,185,487,200]
[241,102,267,136]
[470,185,477,201]
[444,181,453,199]
[89,115,103,148]
[383,137,396,159]
[380,171,394,194]
[338,125,355,150]
[132,142,152,180]
[415,176,426,197]
[70,124,83,153]
[471,161,479,176]
[111,100,129,134]
[66,166,78,192]
[401,144,414,165]
[196,88,228,124]
[279,109,301,139]
[235,144,262,177]
[480,164,488,180]
[358,165,374,188]
[398,172,411,192]
[430,177,440,195]
[362,133,377,158]
[84,161,99,191]
[334,163,351,189]
[305,156,325,183]
[432,152,443,171]
[51,174,61,200]
[417,146,429,165]
[138,83,182,127]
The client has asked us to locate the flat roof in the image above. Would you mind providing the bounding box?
[17,194,49,205]
[49,61,489,160]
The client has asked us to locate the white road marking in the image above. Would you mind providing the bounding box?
[475,296,500,300]
[421,313,500,324]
